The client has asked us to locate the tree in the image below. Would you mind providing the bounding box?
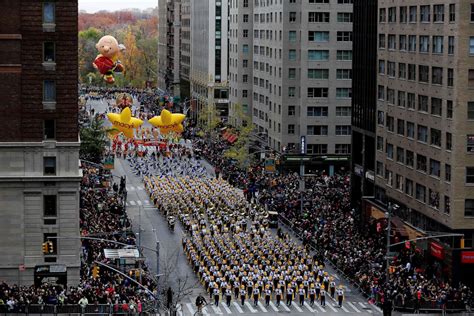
[224,104,254,169]
[80,116,112,163]
[197,103,221,135]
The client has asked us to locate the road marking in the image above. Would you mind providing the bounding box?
[232,302,244,313]
[127,186,135,191]
[370,302,383,314]
[185,303,194,315]
[359,302,373,313]
[211,305,222,314]
[293,303,303,312]
[348,302,361,313]
[341,305,350,313]
[327,303,338,312]
[129,200,136,206]
[222,303,232,314]
[304,303,317,313]
[315,304,326,312]
[269,301,279,312]
[280,303,291,311]
[257,301,268,313]
[144,200,150,204]
[137,200,142,206]
[333,274,340,280]
[202,306,210,315]
[244,302,257,313]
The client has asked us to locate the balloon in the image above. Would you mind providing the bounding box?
[107,107,143,138]
[149,109,186,135]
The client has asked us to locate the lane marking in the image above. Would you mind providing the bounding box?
[293,303,303,312]
[202,306,210,315]
[315,304,326,312]
[129,200,136,205]
[211,305,223,314]
[257,301,268,313]
[359,302,373,313]
[304,303,317,313]
[348,302,361,313]
[333,274,340,280]
[341,305,351,313]
[232,302,244,313]
[244,301,258,313]
[222,302,232,314]
[327,303,338,312]
[269,301,279,312]
[185,303,194,315]
[280,302,291,311]
[137,200,142,206]
[370,302,383,314]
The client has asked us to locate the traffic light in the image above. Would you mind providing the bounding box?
[92,265,100,279]
[461,238,465,249]
[42,242,49,254]
[47,241,54,254]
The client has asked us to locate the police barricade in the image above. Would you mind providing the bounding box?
[25,304,56,314]
[56,304,82,313]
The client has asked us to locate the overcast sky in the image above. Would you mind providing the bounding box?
[79,0,158,13]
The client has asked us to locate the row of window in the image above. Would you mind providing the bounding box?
[379,34,455,55]
[306,125,351,136]
[379,4,456,24]
[376,165,449,213]
[288,12,353,23]
[378,62,453,88]
[378,88,453,118]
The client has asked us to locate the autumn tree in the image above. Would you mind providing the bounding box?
[224,104,254,169]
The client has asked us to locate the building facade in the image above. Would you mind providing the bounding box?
[375,0,474,243]
[0,0,81,285]
[190,0,229,122]
[228,0,353,170]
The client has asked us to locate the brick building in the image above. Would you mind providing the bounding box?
[0,0,81,285]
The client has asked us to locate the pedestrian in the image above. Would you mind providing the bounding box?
[329,278,336,298]
[234,281,240,299]
[320,286,326,307]
[264,286,271,307]
[213,286,220,306]
[275,286,282,307]
[309,284,316,306]
[299,284,305,306]
[240,286,246,306]
[286,285,293,306]
[337,286,344,307]
[225,287,232,307]
[252,287,260,307]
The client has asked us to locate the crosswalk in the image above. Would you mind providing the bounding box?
[177,297,382,315]
[126,199,152,206]
[126,185,144,191]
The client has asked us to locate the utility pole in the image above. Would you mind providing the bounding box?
[138,204,143,285]
[300,136,306,214]
[385,202,392,285]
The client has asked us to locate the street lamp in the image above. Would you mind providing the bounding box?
[385,202,399,285]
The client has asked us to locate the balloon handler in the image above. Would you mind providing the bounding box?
[93,35,126,84]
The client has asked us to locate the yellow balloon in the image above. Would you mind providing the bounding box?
[107,107,143,139]
[148,109,185,135]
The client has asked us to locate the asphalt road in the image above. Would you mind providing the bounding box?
[88,98,383,315]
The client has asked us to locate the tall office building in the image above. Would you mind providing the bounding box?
[374,0,474,243]
[158,0,191,98]
[229,0,353,170]
[190,0,229,122]
[0,1,81,285]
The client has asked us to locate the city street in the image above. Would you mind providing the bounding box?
[84,98,384,315]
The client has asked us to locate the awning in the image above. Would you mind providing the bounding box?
[391,216,408,237]
[104,248,140,259]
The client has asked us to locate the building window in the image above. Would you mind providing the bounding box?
[308,69,329,79]
[43,2,55,24]
[336,50,352,60]
[420,5,430,22]
[408,64,416,81]
[469,70,474,88]
[336,69,352,79]
[288,87,296,97]
[243,0,248,7]
[377,111,385,125]
[470,37,474,55]
[409,6,417,22]
[417,125,428,143]
[418,95,428,112]
[449,4,455,22]
[336,88,352,98]
[406,122,415,138]
[416,184,426,203]
[242,59,248,68]
[386,115,394,132]
[43,42,55,62]
[289,68,296,79]
[400,6,407,23]
[419,36,429,53]
[308,12,330,22]
[468,135,474,153]
[408,35,416,52]
[405,179,413,196]
[288,124,295,134]
[432,67,443,85]
[444,196,450,214]
[43,80,56,102]
[307,88,328,98]
[337,12,352,22]
[429,189,440,209]
[397,119,405,135]
[288,106,296,115]
[396,174,403,191]
[379,34,385,49]
[242,45,249,53]
[44,157,56,175]
[44,120,55,140]
[399,63,406,79]
[289,50,296,60]
[448,36,455,55]
[378,60,385,74]
[468,102,474,119]
[406,150,414,167]
[337,31,352,42]
[243,29,248,38]
[309,31,329,42]
[44,195,57,217]
[465,199,474,217]
[388,7,396,22]
[289,31,296,42]
[377,136,384,151]
[386,143,394,159]
[336,106,351,116]
[399,35,407,51]
[432,36,443,54]
[379,8,386,22]
[446,132,452,150]
[431,98,442,116]
[418,65,429,83]
[378,85,385,100]
[307,125,328,136]
[407,93,416,109]
[243,14,248,22]
[387,62,395,77]
[416,154,427,172]
[398,91,406,107]
[308,50,329,61]
[446,164,451,182]
[335,125,351,136]
[307,144,328,154]
[335,144,351,154]
[388,35,396,50]
[307,106,328,117]
[430,159,441,177]
[376,161,384,176]
[396,147,404,163]
[466,167,474,183]
[433,4,444,22]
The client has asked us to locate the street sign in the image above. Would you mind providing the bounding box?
[19,264,25,271]
[300,136,306,154]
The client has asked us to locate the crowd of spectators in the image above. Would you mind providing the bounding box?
[0,164,157,313]
[196,135,473,311]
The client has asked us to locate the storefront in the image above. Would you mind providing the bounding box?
[34,264,67,287]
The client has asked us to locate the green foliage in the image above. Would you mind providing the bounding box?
[80,116,111,163]
[223,104,254,169]
[198,104,221,134]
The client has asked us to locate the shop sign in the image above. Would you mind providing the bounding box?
[461,251,474,264]
[430,242,444,260]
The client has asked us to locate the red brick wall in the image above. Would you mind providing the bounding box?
[0,1,78,142]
